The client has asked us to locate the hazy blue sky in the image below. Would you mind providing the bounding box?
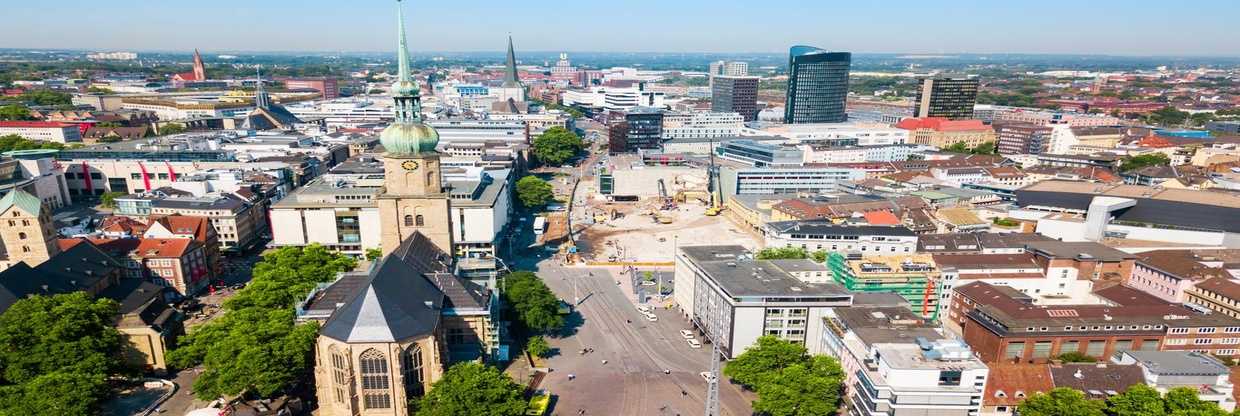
[2,0,1237,56]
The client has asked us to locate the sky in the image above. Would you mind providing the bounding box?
[2,0,1237,56]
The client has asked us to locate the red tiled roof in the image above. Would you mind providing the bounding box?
[148,214,211,242]
[132,238,195,259]
[863,211,900,225]
[1136,134,1177,148]
[0,121,76,128]
[983,363,1053,407]
[895,117,990,132]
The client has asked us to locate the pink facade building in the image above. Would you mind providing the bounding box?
[1125,250,1231,303]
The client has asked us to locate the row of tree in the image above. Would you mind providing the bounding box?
[167,244,357,399]
[943,141,997,155]
[0,134,68,153]
[1020,385,1238,416]
[755,246,829,263]
[723,336,846,416]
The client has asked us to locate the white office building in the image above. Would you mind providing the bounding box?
[662,112,744,140]
[427,119,528,146]
[673,245,852,358]
[763,221,919,254]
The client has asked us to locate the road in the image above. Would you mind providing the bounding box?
[535,263,753,416]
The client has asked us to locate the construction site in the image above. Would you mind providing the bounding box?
[568,154,762,264]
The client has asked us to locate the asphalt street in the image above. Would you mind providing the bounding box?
[536,263,753,416]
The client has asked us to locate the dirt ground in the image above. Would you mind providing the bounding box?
[577,198,761,262]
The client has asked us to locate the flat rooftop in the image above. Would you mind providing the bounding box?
[680,245,849,299]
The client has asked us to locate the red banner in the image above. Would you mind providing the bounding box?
[138,162,152,191]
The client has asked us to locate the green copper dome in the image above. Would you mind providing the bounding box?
[380,122,439,154]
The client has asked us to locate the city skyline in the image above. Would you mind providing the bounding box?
[2,0,1238,57]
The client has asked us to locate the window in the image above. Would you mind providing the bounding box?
[415,215,424,227]
[404,215,414,227]
[1165,338,1188,346]
[1140,340,1160,350]
[17,232,26,240]
[1194,338,1214,345]
[1004,342,1025,359]
[1032,341,1053,358]
[938,370,962,386]
[1170,328,1189,334]
[1085,340,1106,357]
[1225,327,1240,334]
[1220,338,1240,345]
[1198,327,1217,334]
[330,347,350,404]
[359,349,391,409]
[1061,340,1080,354]
[402,345,425,397]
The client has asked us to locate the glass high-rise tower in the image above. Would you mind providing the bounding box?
[784,46,850,124]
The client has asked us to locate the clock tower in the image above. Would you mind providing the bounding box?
[376,0,453,256]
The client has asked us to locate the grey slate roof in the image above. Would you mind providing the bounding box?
[319,232,487,343]
[1123,351,1230,376]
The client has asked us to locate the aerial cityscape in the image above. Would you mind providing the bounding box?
[2,1,1240,416]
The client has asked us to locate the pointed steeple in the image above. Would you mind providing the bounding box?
[254,66,269,109]
[380,0,439,156]
[192,48,206,80]
[502,35,521,88]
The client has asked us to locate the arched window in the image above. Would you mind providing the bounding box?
[359,348,391,409]
[17,232,26,240]
[403,215,414,227]
[415,215,425,227]
[20,246,30,253]
[329,347,350,404]
[402,344,425,397]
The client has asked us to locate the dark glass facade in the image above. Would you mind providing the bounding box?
[711,76,759,121]
[608,108,663,153]
[784,47,850,124]
[913,76,979,120]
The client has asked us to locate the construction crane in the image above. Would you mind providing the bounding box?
[704,137,724,216]
[703,317,722,416]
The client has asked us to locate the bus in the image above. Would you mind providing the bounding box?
[533,216,547,235]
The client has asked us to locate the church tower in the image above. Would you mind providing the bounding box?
[192,49,206,80]
[376,0,453,256]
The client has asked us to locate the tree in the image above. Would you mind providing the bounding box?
[531,126,584,166]
[99,191,125,208]
[1165,387,1229,415]
[944,141,970,153]
[809,250,828,263]
[415,362,526,416]
[0,104,32,121]
[755,247,808,260]
[515,176,554,210]
[168,244,355,399]
[0,292,122,415]
[723,336,808,390]
[526,336,550,358]
[1017,387,1106,416]
[158,123,187,136]
[501,271,563,333]
[0,134,65,153]
[1145,106,1190,126]
[972,141,997,155]
[364,248,383,261]
[1055,352,1096,363]
[751,355,845,416]
[1119,153,1171,172]
[18,90,72,106]
[1107,384,1168,416]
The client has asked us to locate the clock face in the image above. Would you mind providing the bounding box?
[401,160,419,171]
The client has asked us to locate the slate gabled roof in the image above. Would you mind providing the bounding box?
[319,233,447,343]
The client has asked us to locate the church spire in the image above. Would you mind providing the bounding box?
[379,0,439,156]
[502,35,521,88]
[395,0,412,86]
[254,66,269,109]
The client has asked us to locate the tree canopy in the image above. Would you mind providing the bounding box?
[1145,106,1191,127]
[168,244,356,400]
[755,247,807,260]
[944,141,996,155]
[1119,153,1171,172]
[1018,387,1108,416]
[0,105,32,121]
[725,336,844,415]
[0,134,66,153]
[515,176,554,210]
[502,271,564,334]
[414,362,526,416]
[0,292,122,416]
[531,126,584,166]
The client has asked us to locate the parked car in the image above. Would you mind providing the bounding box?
[679,330,695,339]
[687,338,702,348]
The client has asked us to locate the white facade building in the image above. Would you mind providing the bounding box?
[661,112,744,140]
[763,222,919,254]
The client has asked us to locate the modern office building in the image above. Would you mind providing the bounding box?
[714,139,802,167]
[763,221,919,254]
[607,107,663,153]
[708,60,749,77]
[660,112,744,140]
[426,119,528,146]
[282,77,339,100]
[995,122,1054,155]
[913,76,979,120]
[718,165,866,197]
[673,245,852,358]
[711,76,759,121]
[784,46,850,124]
